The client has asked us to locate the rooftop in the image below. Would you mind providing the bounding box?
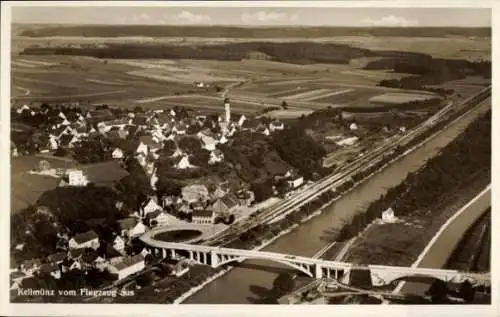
[112,254,145,271]
[220,193,239,209]
[193,209,214,218]
[118,217,138,230]
[72,230,99,244]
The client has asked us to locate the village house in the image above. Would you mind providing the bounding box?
[288,176,304,189]
[237,114,247,127]
[10,271,28,290]
[175,155,195,169]
[112,235,126,253]
[146,210,168,227]
[136,141,149,156]
[197,129,219,151]
[269,120,285,132]
[191,201,206,212]
[139,135,163,153]
[209,149,224,165]
[235,190,255,206]
[39,263,62,280]
[192,210,216,225]
[69,169,89,186]
[68,248,85,261]
[172,122,187,135]
[112,147,124,159]
[182,184,210,203]
[172,260,190,277]
[212,193,240,216]
[140,196,163,217]
[107,254,146,280]
[68,230,100,250]
[21,259,41,276]
[104,244,124,263]
[47,252,67,265]
[162,195,177,208]
[94,256,108,271]
[118,218,146,238]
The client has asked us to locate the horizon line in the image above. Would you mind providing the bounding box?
[12,23,492,29]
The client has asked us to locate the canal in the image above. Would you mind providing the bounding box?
[185,102,490,304]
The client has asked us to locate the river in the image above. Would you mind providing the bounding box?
[185,101,490,304]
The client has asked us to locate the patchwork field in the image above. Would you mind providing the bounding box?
[11,31,490,117]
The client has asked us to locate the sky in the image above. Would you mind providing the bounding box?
[11,6,491,27]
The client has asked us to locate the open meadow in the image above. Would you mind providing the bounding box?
[11,155,77,213]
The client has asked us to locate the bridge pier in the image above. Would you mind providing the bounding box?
[162,248,166,259]
[315,264,323,279]
[170,249,176,259]
[210,250,218,268]
[189,251,193,261]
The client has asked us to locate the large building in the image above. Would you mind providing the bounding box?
[212,193,240,216]
[68,230,100,250]
[107,254,145,280]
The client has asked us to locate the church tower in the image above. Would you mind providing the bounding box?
[224,97,231,123]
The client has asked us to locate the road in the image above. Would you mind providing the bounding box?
[395,186,491,296]
[183,93,491,304]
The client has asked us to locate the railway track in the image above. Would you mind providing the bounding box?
[203,87,491,247]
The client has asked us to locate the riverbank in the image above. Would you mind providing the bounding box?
[181,95,490,303]
[343,170,490,267]
[173,268,231,304]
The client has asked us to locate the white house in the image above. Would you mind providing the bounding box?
[192,210,216,225]
[381,208,397,224]
[118,218,147,238]
[68,230,100,250]
[219,135,228,144]
[136,142,148,156]
[209,150,224,165]
[107,254,145,280]
[237,114,247,127]
[269,120,285,132]
[16,104,30,114]
[48,136,58,150]
[94,256,108,271]
[288,176,304,189]
[136,153,147,167]
[140,197,162,217]
[67,169,89,186]
[112,148,124,159]
[150,170,159,191]
[349,123,358,131]
[172,147,184,158]
[175,155,195,169]
[112,236,126,253]
[146,210,168,227]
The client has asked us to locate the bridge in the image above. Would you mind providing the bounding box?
[140,238,489,288]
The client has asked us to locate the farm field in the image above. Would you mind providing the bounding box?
[11,155,77,213]
[11,32,490,117]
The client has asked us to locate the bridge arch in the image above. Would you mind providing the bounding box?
[215,255,314,277]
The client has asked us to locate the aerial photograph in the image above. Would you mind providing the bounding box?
[7,4,491,306]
